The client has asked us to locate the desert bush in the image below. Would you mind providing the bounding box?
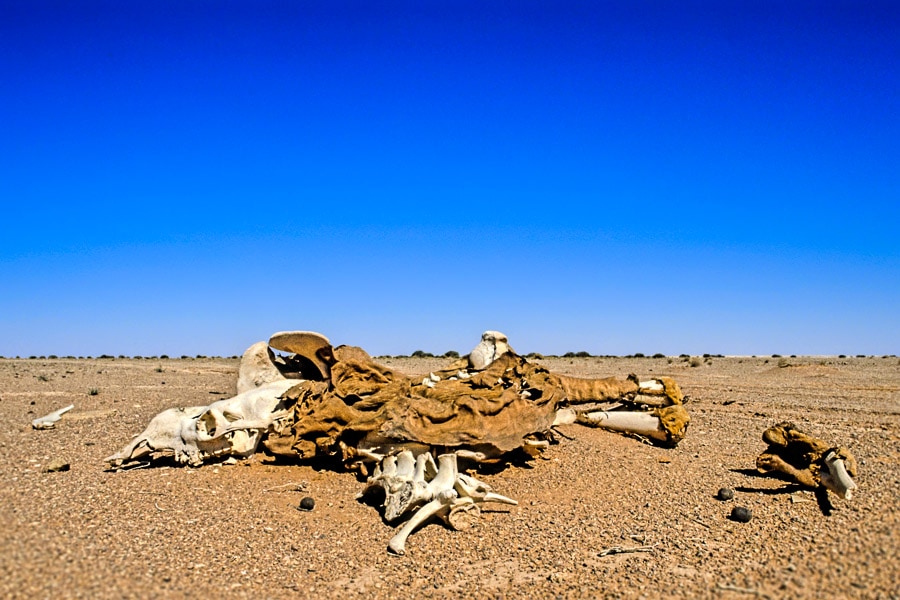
[37,374,50,382]
[652,353,666,359]
[777,358,791,368]
[442,350,460,359]
[771,354,782,358]
[689,356,703,368]
[410,350,434,358]
[525,352,544,360]
[563,351,592,358]
[88,388,99,396]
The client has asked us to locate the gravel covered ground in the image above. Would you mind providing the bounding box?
[1,355,897,599]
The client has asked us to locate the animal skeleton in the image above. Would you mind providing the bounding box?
[106,330,693,550]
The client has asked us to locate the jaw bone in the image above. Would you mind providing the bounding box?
[362,450,517,555]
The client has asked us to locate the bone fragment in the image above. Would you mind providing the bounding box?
[820,451,858,499]
[236,342,284,394]
[32,404,74,430]
[468,331,513,370]
[638,380,664,394]
[388,490,457,555]
[578,410,669,443]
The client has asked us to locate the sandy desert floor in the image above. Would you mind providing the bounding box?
[0,354,898,599]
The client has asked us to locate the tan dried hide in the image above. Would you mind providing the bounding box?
[756,422,858,499]
[265,352,565,462]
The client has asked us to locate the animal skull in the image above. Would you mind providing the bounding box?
[106,379,297,467]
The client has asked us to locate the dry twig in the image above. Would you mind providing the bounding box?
[263,482,309,493]
[598,545,656,557]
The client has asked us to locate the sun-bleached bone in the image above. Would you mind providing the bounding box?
[820,450,858,499]
[106,379,297,467]
[575,410,670,443]
[32,404,74,430]
[364,451,518,555]
[236,341,286,394]
[468,331,514,370]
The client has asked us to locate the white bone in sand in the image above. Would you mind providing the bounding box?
[820,450,858,500]
[32,404,74,430]
[363,451,517,555]
[106,379,296,467]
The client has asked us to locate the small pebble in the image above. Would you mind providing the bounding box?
[730,506,752,522]
[44,460,70,473]
[298,497,315,511]
[716,487,735,501]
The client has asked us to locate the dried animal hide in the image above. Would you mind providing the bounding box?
[756,421,858,498]
[264,352,566,461]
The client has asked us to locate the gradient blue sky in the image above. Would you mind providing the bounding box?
[2,1,898,357]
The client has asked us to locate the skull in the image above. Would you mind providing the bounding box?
[106,379,298,468]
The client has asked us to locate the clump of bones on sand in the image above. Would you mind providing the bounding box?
[80,330,859,555]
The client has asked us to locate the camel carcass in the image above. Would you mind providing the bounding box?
[107,329,689,552]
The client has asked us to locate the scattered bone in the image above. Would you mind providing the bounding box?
[756,422,858,500]
[820,450,857,499]
[32,404,74,429]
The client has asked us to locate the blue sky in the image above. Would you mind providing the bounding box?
[2,1,898,357]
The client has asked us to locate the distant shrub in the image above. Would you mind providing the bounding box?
[563,351,591,358]
[99,354,114,359]
[689,356,703,368]
[777,358,791,368]
[652,353,666,359]
[88,388,99,396]
[155,366,164,373]
[160,354,169,359]
[525,352,544,360]
[442,350,460,359]
[48,355,58,359]
[838,354,847,358]
[633,353,645,358]
[37,374,50,382]
[855,354,866,358]
[410,350,434,358]
[771,354,782,358]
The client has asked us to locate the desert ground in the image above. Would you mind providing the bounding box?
[1,353,897,599]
